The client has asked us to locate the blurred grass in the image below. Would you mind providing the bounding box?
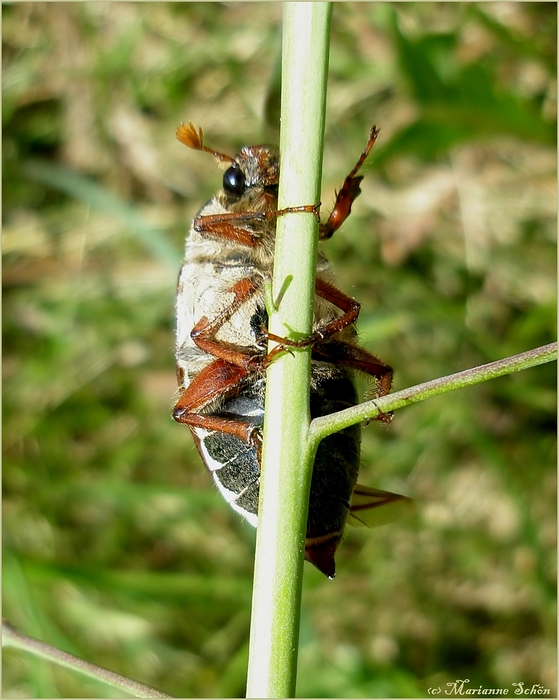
[2,3,556,698]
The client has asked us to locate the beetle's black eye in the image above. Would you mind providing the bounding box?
[223,166,246,197]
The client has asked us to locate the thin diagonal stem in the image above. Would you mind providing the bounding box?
[310,342,557,447]
[2,621,172,699]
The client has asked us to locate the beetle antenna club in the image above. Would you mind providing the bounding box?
[176,121,235,166]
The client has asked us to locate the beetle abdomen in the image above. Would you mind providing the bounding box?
[199,430,260,525]
[192,366,360,577]
[191,387,265,526]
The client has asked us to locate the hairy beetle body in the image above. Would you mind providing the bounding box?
[174,123,409,578]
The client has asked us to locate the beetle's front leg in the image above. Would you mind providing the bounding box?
[195,204,320,247]
[319,126,380,240]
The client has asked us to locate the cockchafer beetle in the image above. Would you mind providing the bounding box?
[173,122,412,578]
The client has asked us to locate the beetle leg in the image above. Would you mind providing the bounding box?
[310,339,393,424]
[173,358,261,443]
[266,277,361,350]
[190,276,287,370]
[312,338,393,400]
[263,275,393,417]
[175,359,247,413]
[319,126,380,240]
[190,277,264,370]
[195,204,319,247]
[175,275,285,440]
[194,214,262,246]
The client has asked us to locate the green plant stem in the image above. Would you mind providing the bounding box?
[2,621,172,699]
[245,3,332,698]
[310,342,557,447]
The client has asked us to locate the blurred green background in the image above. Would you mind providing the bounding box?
[3,2,556,698]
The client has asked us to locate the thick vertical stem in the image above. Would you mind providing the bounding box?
[245,3,332,698]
